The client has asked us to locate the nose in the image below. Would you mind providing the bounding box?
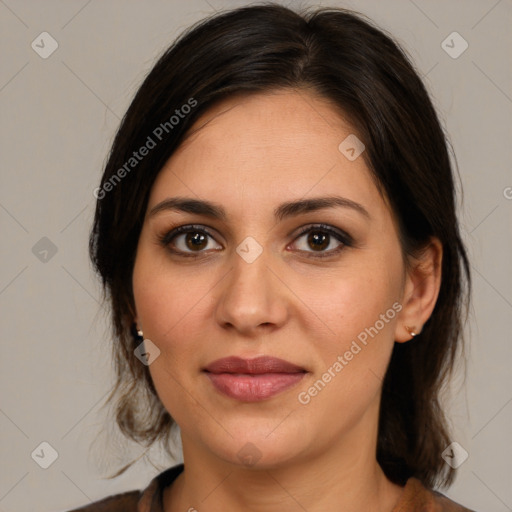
[214,248,290,337]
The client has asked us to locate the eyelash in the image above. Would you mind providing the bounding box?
[158,223,353,259]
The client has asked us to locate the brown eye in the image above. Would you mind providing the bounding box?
[159,225,222,256]
[290,224,352,258]
[307,231,330,251]
[184,232,208,251]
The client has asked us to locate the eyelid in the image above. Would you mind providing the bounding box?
[291,223,353,245]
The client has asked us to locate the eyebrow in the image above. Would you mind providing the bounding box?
[148,195,370,221]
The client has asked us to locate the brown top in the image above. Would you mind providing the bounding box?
[67,463,476,512]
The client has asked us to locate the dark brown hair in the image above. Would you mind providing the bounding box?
[89,3,471,489]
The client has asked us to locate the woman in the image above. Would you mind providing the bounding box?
[77,4,475,511]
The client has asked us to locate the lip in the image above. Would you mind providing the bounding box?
[203,356,307,402]
[204,356,306,374]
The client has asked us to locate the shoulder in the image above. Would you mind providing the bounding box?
[63,463,185,512]
[430,488,477,512]
[65,490,141,511]
[394,477,477,512]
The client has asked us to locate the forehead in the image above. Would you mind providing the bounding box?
[177,90,357,160]
[148,90,388,223]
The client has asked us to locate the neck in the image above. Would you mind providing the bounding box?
[164,404,404,512]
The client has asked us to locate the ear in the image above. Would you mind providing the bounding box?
[394,236,443,343]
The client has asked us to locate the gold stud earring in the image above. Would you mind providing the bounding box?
[405,325,417,337]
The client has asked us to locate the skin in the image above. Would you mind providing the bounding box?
[132,89,442,512]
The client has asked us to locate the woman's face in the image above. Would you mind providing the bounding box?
[132,90,412,469]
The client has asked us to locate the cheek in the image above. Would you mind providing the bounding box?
[133,239,207,341]
[132,244,222,406]
[293,252,402,349]
[334,276,400,339]
[132,248,209,422]
[297,250,403,394]
[313,282,399,385]
[293,277,401,434]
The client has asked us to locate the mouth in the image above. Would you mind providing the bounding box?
[203,356,307,402]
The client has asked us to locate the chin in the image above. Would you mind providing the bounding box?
[206,421,309,470]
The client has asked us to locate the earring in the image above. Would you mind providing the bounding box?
[405,325,417,337]
[132,323,144,341]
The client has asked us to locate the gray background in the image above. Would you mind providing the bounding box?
[0,0,511,511]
